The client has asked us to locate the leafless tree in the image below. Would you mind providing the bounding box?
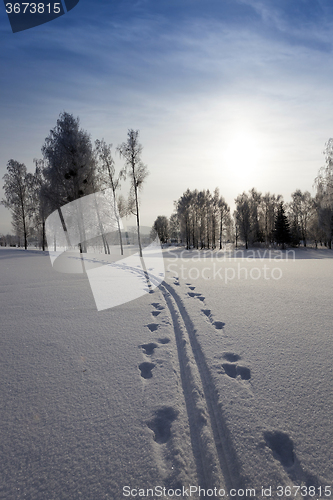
[95,139,125,255]
[153,216,169,244]
[117,130,149,257]
[288,190,314,247]
[175,188,230,250]
[315,139,333,248]
[1,160,33,249]
[29,159,51,251]
[234,192,251,249]
[169,213,180,243]
[261,193,282,246]
[217,190,230,249]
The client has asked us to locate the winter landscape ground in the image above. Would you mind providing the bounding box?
[1,246,333,500]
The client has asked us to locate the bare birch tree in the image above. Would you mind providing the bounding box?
[234,192,251,249]
[315,139,333,248]
[117,130,148,257]
[288,190,314,247]
[30,159,50,251]
[95,139,125,255]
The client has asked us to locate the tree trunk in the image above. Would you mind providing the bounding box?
[134,183,142,257]
[42,219,46,251]
[219,215,223,250]
[77,198,87,253]
[57,208,71,247]
[114,197,123,256]
[93,192,109,255]
[21,200,28,250]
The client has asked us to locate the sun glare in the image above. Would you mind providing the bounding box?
[223,129,263,185]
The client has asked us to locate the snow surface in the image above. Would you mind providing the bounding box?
[1,246,333,499]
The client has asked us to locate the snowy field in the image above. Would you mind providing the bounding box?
[1,246,333,499]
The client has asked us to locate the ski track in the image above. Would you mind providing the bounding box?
[159,281,244,496]
[123,263,321,498]
[157,281,324,499]
[132,265,258,496]
[2,252,329,499]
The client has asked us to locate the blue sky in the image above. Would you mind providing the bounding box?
[1,0,333,234]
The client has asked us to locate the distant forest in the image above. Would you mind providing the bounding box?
[152,144,333,250]
[1,111,333,251]
[154,184,331,250]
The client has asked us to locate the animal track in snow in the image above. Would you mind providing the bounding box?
[146,323,159,332]
[139,362,155,379]
[264,431,295,468]
[147,407,178,444]
[189,286,196,290]
[141,343,158,355]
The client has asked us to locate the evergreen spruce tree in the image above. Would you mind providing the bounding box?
[274,202,291,249]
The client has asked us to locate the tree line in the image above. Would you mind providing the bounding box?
[1,112,148,254]
[2,112,333,252]
[152,142,333,250]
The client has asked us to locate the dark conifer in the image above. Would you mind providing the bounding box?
[274,202,291,249]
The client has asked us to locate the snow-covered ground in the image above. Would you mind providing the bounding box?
[1,246,333,499]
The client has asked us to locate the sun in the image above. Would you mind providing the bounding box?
[223,129,262,185]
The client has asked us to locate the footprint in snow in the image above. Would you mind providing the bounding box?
[201,309,225,330]
[219,353,251,381]
[139,362,155,379]
[141,343,158,355]
[158,337,170,344]
[146,323,159,332]
[213,321,225,330]
[188,292,206,301]
[151,310,161,317]
[222,352,241,362]
[151,302,164,311]
[147,407,178,444]
[264,430,295,468]
[222,363,251,380]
